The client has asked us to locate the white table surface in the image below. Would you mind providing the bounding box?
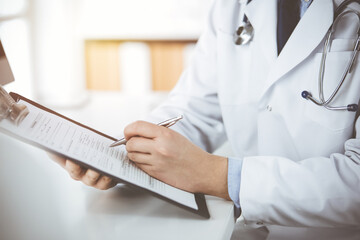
[0,127,235,240]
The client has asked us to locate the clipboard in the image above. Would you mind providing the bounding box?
[0,92,210,219]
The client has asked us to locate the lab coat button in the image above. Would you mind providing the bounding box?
[266,105,272,111]
[256,221,264,225]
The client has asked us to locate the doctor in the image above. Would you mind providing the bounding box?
[53,0,360,239]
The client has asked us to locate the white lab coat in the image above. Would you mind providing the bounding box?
[148,0,360,239]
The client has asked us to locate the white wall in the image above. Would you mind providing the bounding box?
[0,0,33,98]
[0,0,212,107]
[79,0,212,40]
[30,0,87,107]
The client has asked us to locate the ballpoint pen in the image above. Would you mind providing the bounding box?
[109,115,183,147]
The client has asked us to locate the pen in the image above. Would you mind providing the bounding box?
[109,115,183,147]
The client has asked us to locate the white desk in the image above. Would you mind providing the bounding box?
[0,130,235,240]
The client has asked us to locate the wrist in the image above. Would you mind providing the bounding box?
[195,153,230,200]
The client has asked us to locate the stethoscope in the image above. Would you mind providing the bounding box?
[234,0,254,45]
[234,0,360,112]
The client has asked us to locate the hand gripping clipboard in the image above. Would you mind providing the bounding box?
[0,93,210,219]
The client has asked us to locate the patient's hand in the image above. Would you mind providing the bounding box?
[48,153,117,190]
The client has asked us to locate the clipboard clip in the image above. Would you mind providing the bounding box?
[0,85,29,125]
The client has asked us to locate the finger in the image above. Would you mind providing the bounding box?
[65,160,85,180]
[126,137,154,154]
[82,169,101,186]
[124,120,163,140]
[127,152,153,165]
[48,153,66,168]
[95,175,117,190]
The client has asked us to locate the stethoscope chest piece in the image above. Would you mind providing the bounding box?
[234,22,254,45]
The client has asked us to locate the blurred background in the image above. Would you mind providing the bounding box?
[0,0,212,137]
[0,1,230,239]
[0,2,239,239]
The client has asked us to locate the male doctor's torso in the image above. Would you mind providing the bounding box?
[150,0,360,239]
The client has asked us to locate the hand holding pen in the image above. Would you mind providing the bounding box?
[109,115,183,147]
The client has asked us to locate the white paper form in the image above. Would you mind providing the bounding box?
[0,100,198,210]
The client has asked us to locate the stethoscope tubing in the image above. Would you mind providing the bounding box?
[302,4,360,112]
[234,0,360,112]
[316,12,360,105]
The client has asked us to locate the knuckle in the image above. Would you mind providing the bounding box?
[156,145,171,158]
[66,161,82,173]
[102,184,113,190]
[69,167,83,178]
[132,120,142,130]
[124,125,132,137]
[86,172,99,182]
[132,121,144,133]
[102,176,112,183]
[162,129,173,139]
[124,121,145,138]
[97,177,114,190]
[97,186,107,190]
[82,178,97,186]
[82,179,91,186]
[69,173,81,181]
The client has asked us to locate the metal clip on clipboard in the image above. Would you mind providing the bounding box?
[0,85,29,125]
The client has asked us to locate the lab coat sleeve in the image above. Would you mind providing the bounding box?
[144,0,226,153]
[240,119,360,228]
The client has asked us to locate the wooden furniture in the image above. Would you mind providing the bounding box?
[85,40,196,91]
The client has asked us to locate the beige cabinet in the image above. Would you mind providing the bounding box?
[85,40,196,91]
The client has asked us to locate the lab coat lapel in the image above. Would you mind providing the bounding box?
[244,0,278,65]
[262,0,334,96]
